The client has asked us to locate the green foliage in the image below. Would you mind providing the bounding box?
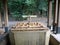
[38,0,48,11]
[8,0,23,21]
[8,0,48,20]
[0,2,1,10]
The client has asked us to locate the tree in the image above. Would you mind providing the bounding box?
[38,0,48,16]
[8,0,48,20]
[8,0,24,21]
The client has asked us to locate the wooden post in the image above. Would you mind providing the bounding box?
[3,0,8,27]
[47,0,52,28]
[58,1,60,27]
[53,0,59,33]
[3,0,8,32]
[0,1,2,27]
[55,0,58,23]
[0,11,2,27]
[57,0,60,33]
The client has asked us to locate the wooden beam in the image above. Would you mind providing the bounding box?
[47,0,52,28]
